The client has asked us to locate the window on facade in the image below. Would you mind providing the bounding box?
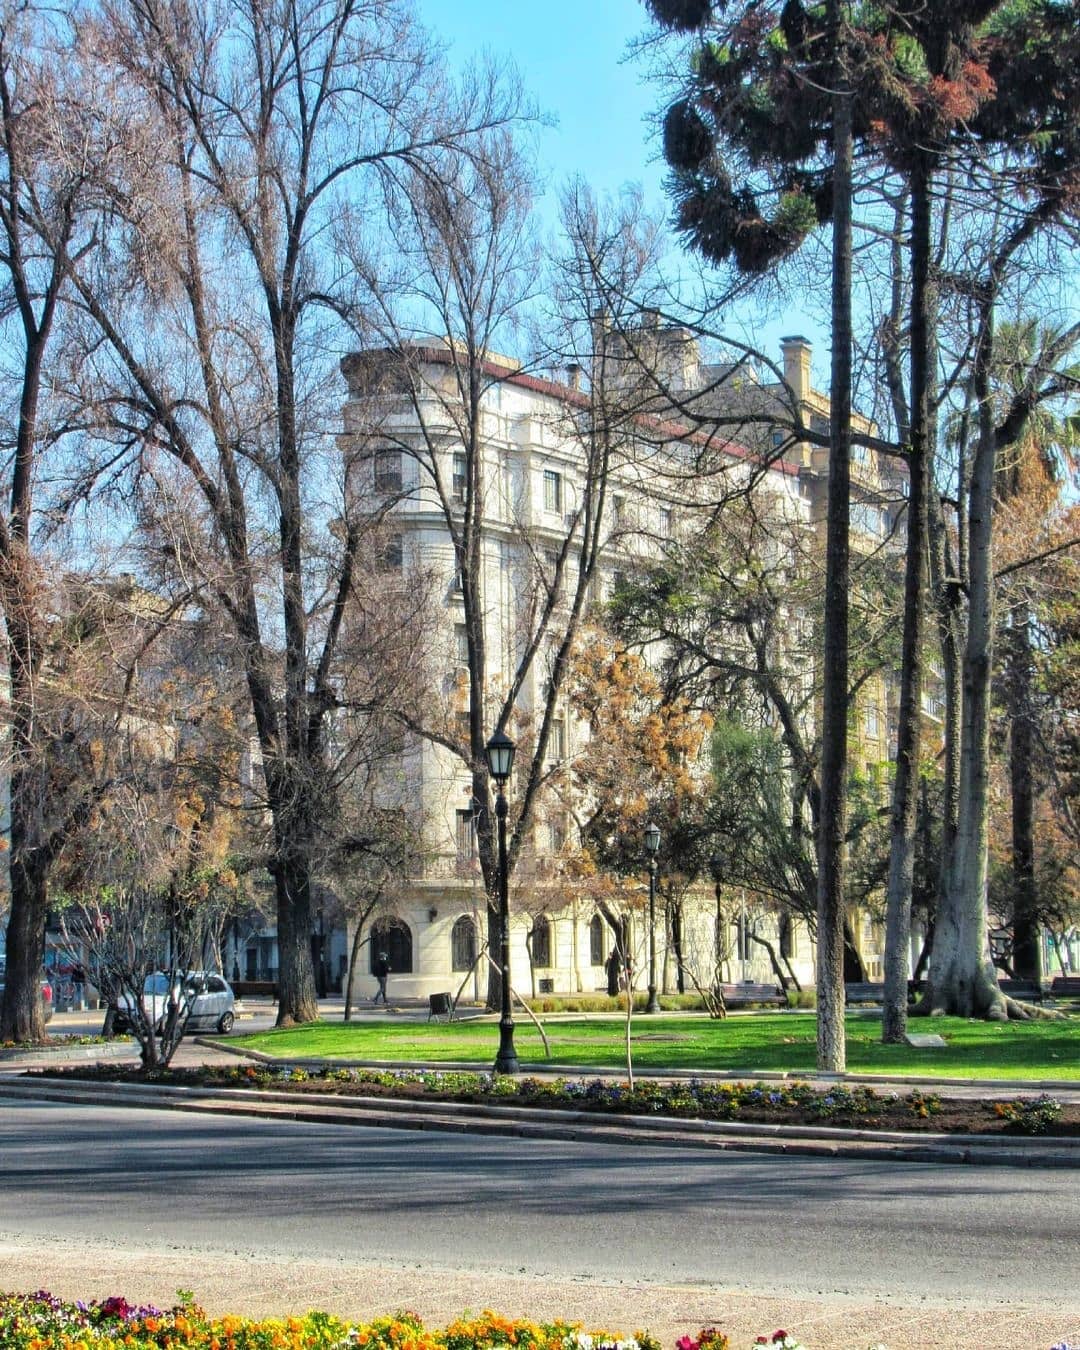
[531,914,552,968]
[864,703,881,739]
[452,452,467,503]
[771,429,786,449]
[549,814,568,855]
[851,502,883,537]
[545,549,562,596]
[612,495,625,525]
[779,911,795,960]
[550,716,566,762]
[370,917,412,973]
[380,533,403,570]
[374,449,402,495]
[543,469,562,512]
[451,915,477,972]
[589,914,605,967]
[455,623,469,667]
[455,808,475,860]
[659,507,673,538]
[454,710,470,745]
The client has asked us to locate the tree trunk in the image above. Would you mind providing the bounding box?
[842,916,867,983]
[1,841,49,1042]
[272,849,319,1026]
[913,920,934,984]
[924,307,1009,1020]
[1007,614,1041,981]
[1,584,50,1043]
[815,0,854,1073]
[750,931,790,992]
[669,901,685,993]
[882,154,934,1043]
[929,490,963,872]
[344,919,366,1022]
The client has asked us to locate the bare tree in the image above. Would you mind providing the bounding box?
[339,181,673,1007]
[0,2,117,1040]
[57,0,527,1025]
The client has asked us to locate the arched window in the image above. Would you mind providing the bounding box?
[451,916,477,973]
[370,917,413,974]
[589,915,605,967]
[532,915,552,968]
[779,911,795,960]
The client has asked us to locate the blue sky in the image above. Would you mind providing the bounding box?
[420,0,665,205]
[418,0,828,371]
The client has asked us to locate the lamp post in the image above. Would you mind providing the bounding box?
[644,821,661,1014]
[485,727,519,1074]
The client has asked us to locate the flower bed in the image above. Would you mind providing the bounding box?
[4,1293,1076,1350]
[36,1063,1079,1137]
[1,1293,647,1350]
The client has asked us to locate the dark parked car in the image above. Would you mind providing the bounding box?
[111,971,236,1035]
[0,963,54,1023]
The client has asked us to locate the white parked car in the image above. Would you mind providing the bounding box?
[111,971,236,1035]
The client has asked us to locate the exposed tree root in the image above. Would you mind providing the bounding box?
[911,990,1066,1020]
[1003,997,1067,1021]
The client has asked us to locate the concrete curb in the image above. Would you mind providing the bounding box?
[0,1039,135,1063]
[1,1071,1076,1169]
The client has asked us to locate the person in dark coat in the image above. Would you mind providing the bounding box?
[373,952,390,1004]
[606,948,621,997]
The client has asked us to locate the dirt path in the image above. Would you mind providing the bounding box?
[2,1234,1075,1350]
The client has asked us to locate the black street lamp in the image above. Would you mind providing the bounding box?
[485,727,519,1074]
[644,821,661,1014]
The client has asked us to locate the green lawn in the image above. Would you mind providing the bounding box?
[227,1010,1080,1080]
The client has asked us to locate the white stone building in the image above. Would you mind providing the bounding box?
[337,336,837,1003]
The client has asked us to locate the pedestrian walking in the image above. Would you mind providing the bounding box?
[71,962,86,1012]
[373,952,390,1004]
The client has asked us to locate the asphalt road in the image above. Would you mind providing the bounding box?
[2,1096,1078,1307]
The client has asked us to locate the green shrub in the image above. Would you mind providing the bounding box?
[786,988,816,1009]
[522,993,708,1014]
[993,1093,1063,1134]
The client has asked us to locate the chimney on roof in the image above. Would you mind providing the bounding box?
[780,335,812,401]
[566,363,582,391]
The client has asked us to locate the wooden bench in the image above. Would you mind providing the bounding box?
[427,991,454,1022]
[845,981,885,1004]
[231,980,278,998]
[845,981,924,1004]
[1050,976,1080,998]
[998,979,1043,1002]
[720,982,785,1008]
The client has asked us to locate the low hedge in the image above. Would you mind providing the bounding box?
[521,994,707,1014]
